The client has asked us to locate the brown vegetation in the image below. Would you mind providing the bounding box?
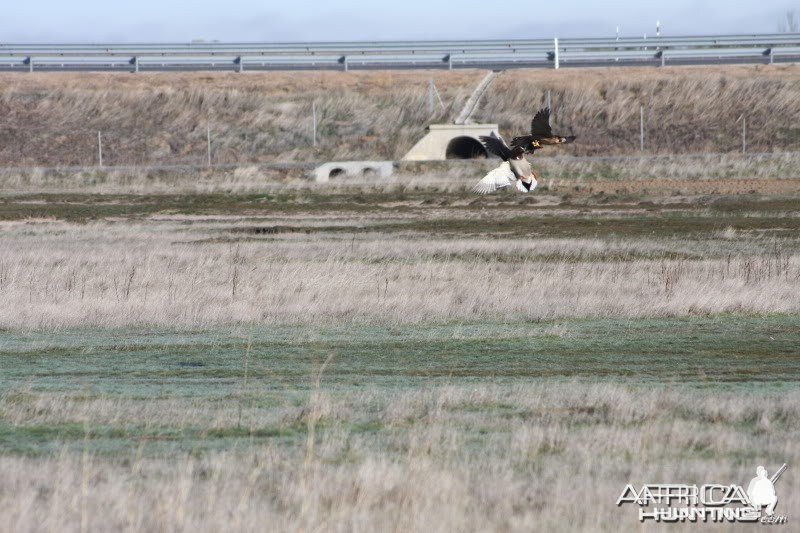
[1,64,799,167]
[1,382,798,532]
[1,193,798,329]
[2,152,800,195]
[0,70,481,166]
[1,96,798,530]
[478,64,800,156]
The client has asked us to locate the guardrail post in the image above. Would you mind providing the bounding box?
[553,38,559,69]
[343,56,348,72]
[237,56,245,73]
[28,57,34,73]
[448,54,452,70]
[132,57,139,73]
[769,49,774,64]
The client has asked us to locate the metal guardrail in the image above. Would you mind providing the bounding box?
[1,33,799,72]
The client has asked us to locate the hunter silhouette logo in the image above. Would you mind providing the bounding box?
[617,464,788,524]
[747,465,786,520]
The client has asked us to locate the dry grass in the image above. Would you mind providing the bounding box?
[1,382,798,532]
[2,152,800,195]
[1,143,798,531]
[1,65,800,167]
[477,65,800,155]
[0,215,798,330]
[0,70,481,166]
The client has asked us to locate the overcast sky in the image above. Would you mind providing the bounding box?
[1,1,798,42]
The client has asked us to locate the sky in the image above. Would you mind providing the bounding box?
[1,1,798,42]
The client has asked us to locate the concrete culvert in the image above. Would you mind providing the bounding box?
[445,136,487,159]
[329,168,345,178]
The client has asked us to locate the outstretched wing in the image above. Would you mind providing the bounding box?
[529,107,553,137]
[472,162,515,194]
[510,135,538,151]
[479,133,512,160]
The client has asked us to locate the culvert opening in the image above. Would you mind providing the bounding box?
[445,136,487,159]
[329,167,345,178]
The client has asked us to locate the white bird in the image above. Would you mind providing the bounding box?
[472,133,539,194]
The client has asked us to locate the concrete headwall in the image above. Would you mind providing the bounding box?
[402,124,498,161]
[312,161,394,183]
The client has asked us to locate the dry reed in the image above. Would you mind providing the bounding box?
[1,382,798,532]
[0,219,797,330]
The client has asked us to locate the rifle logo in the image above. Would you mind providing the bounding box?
[617,463,789,524]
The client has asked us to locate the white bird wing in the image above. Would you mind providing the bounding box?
[472,162,515,194]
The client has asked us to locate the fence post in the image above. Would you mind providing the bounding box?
[312,101,317,147]
[742,115,746,154]
[553,38,560,69]
[546,90,551,110]
[640,105,644,152]
[97,131,103,167]
[207,122,212,166]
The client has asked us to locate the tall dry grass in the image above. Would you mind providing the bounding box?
[0,219,798,330]
[0,71,480,166]
[3,152,800,194]
[1,65,799,167]
[478,66,800,155]
[1,382,798,532]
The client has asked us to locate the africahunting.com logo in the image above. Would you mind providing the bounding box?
[617,464,788,524]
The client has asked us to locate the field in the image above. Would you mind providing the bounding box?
[1,148,799,531]
[2,63,800,531]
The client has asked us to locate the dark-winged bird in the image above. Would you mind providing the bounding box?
[472,133,539,194]
[511,107,576,153]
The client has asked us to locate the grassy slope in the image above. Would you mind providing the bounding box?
[476,65,800,156]
[1,65,800,167]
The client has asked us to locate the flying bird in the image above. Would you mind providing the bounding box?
[472,133,539,194]
[511,107,576,153]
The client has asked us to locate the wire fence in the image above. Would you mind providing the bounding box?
[0,122,794,170]
[1,90,799,168]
